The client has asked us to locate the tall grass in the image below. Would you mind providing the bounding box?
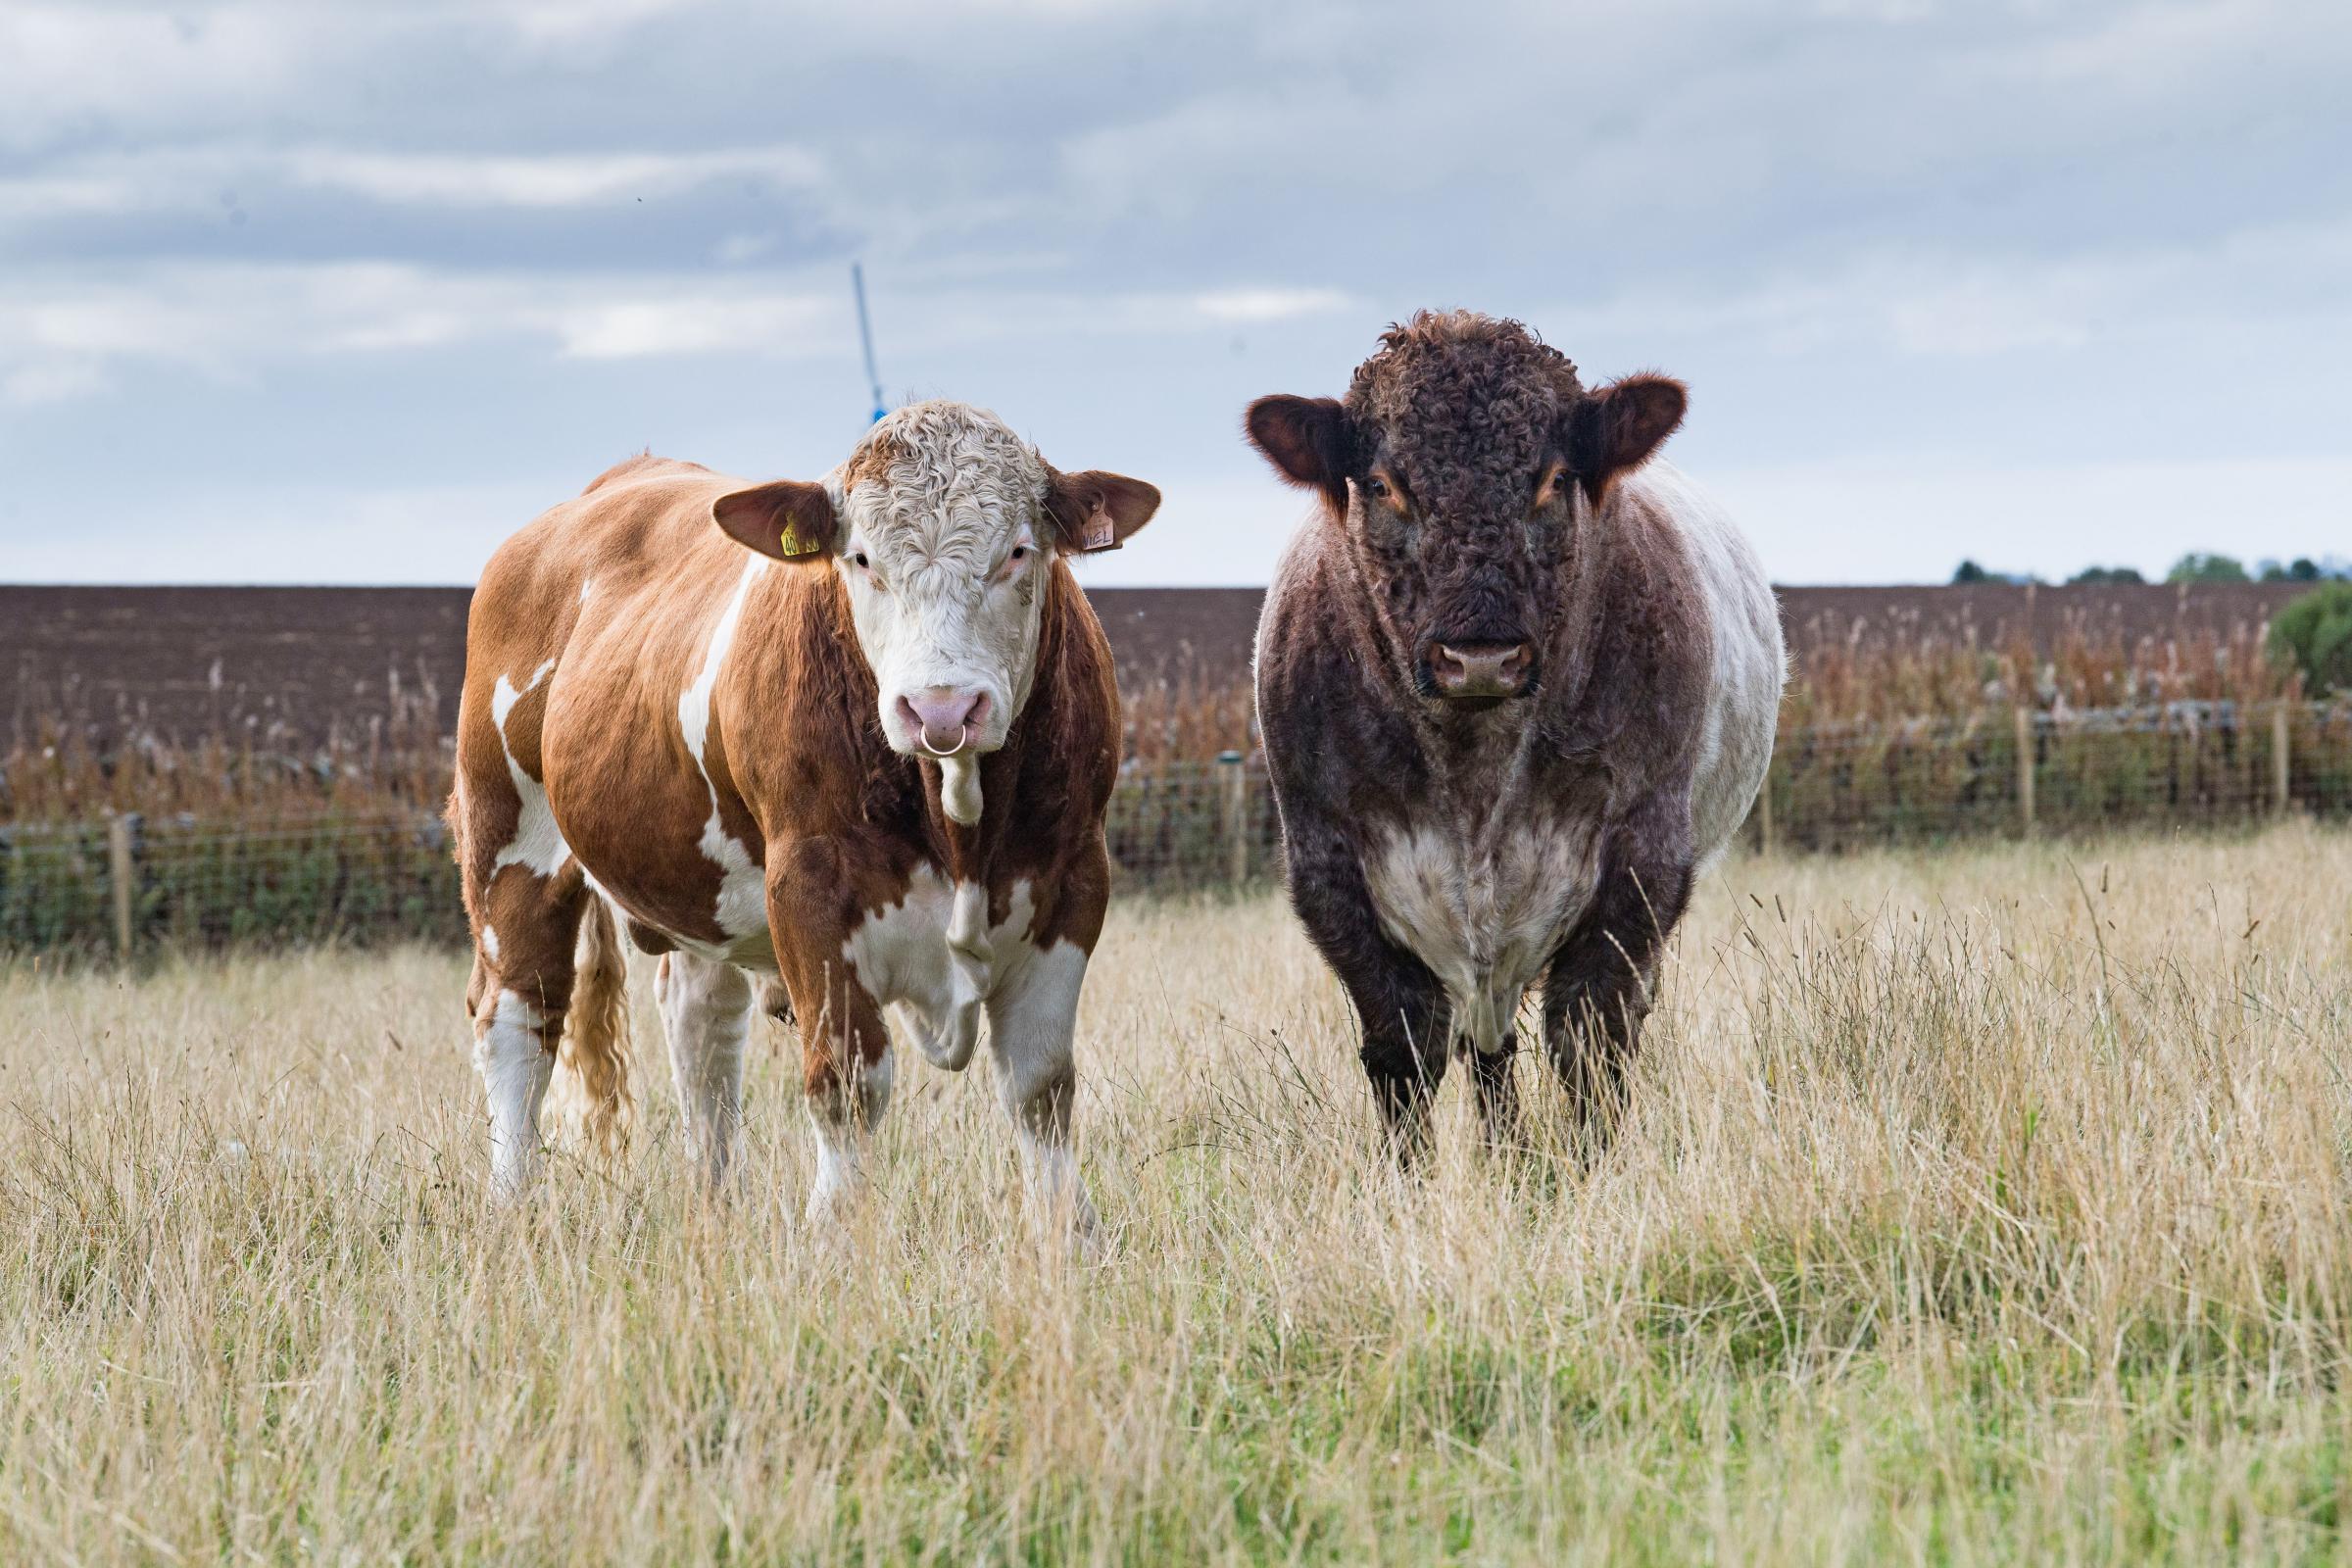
[4,828,2350,1561]
[1,663,450,824]
[1781,600,2296,728]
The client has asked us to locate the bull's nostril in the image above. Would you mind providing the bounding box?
[1428,640,1535,698]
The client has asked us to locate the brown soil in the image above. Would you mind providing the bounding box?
[4,581,2317,747]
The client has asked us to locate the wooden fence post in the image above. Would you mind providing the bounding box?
[1218,751,1250,886]
[2015,706,2036,836]
[108,814,135,960]
[1757,766,1776,857]
[2275,704,2292,814]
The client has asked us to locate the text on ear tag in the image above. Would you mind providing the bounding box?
[1081,502,1118,553]
[778,520,822,558]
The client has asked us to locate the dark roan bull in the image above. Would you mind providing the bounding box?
[1245,311,1784,1158]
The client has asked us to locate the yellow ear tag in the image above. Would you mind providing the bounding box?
[777,520,821,558]
[1081,502,1118,553]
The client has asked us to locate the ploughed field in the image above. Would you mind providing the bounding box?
[7,828,2351,1562]
[4,581,2317,749]
[2,585,1270,748]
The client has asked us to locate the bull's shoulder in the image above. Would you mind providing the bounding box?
[483,458,740,596]
[495,467,802,813]
[1255,530,1427,819]
[1257,528,1373,701]
[1544,467,1743,771]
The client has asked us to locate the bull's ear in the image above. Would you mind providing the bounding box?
[1245,394,1352,510]
[1044,468,1161,555]
[711,479,837,562]
[1566,374,1687,504]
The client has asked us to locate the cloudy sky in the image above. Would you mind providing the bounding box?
[2,0,2345,587]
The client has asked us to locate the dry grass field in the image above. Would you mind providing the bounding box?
[5,828,2352,1563]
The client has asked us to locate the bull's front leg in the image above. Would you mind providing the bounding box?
[1466,1029,1523,1151]
[770,860,894,1226]
[654,950,755,1191]
[1283,819,1452,1165]
[985,845,1108,1251]
[1542,800,1695,1149]
[986,939,1099,1250]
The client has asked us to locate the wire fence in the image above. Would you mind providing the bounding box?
[8,703,2352,959]
[1765,699,2352,852]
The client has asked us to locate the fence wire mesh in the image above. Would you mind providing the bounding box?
[7,703,2350,958]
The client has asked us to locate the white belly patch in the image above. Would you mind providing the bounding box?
[843,866,1038,1070]
[1361,815,1604,1054]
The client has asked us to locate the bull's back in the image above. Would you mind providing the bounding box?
[458,459,795,951]
[462,462,765,816]
[466,460,746,752]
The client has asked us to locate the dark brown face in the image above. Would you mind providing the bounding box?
[1247,311,1689,709]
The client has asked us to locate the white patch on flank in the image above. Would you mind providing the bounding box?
[1620,462,1788,868]
[1363,814,1606,1056]
[678,556,771,940]
[843,867,1037,1071]
[473,988,555,1201]
[490,658,556,731]
[490,658,570,876]
[481,924,500,962]
[578,577,595,605]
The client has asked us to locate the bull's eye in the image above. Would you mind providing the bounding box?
[1363,475,1390,500]
[1009,545,1028,563]
[852,551,870,569]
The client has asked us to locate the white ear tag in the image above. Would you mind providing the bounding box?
[1081,501,1118,553]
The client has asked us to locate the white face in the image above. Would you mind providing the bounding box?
[830,407,1054,762]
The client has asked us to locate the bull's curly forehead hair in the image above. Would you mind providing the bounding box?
[1345,310,1584,426]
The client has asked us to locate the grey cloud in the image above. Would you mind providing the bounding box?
[0,0,2345,584]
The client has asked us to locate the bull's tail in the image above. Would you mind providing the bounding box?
[550,894,634,1157]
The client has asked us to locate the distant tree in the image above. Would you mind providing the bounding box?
[2269,582,2352,694]
[2289,558,2324,581]
[2068,565,2146,585]
[2166,552,2251,584]
[1952,560,1990,584]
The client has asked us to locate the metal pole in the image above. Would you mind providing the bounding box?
[851,263,886,424]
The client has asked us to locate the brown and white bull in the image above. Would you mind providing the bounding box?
[448,401,1158,1237]
[1246,312,1784,1157]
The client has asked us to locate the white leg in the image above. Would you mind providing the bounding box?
[655,952,755,1188]
[985,939,1098,1248]
[474,987,557,1202]
[806,1046,893,1223]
